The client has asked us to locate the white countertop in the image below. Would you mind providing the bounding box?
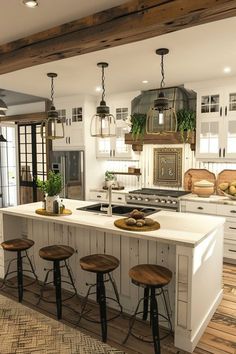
[0,200,225,247]
[181,193,236,205]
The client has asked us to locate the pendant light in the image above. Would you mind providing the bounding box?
[0,94,8,111]
[146,48,177,134]
[90,62,116,138]
[41,73,64,140]
[0,127,7,143]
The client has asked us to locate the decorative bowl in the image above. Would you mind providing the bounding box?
[193,179,215,197]
[222,191,236,200]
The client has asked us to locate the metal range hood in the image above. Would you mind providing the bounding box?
[131,85,196,115]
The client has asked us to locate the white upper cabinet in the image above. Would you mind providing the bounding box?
[53,107,84,150]
[96,107,132,159]
[196,87,236,160]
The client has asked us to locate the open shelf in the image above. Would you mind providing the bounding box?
[110,171,141,176]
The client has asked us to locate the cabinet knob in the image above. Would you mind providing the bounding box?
[228,249,236,253]
[197,206,203,210]
[230,210,236,213]
[117,197,122,200]
[219,148,221,158]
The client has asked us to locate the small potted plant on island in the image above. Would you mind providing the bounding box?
[37,170,63,213]
[130,113,147,151]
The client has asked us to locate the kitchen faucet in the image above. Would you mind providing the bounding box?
[107,183,113,217]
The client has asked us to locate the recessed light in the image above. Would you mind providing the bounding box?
[95,86,102,92]
[223,66,231,74]
[142,80,148,84]
[23,0,38,8]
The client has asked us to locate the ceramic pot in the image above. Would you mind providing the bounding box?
[46,195,59,213]
[193,180,214,198]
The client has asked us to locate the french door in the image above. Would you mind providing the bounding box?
[18,123,47,204]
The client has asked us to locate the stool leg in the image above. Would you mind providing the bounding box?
[25,251,38,280]
[53,260,62,320]
[97,273,107,342]
[150,287,161,354]
[64,260,77,295]
[17,251,23,303]
[108,273,122,310]
[143,287,149,321]
[0,257,16,288]
[161,288,173,333]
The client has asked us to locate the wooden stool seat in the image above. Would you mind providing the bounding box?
[1,238,34,252]
[80,254,119,273]
[129,264,172,287]
[39,245,74,261]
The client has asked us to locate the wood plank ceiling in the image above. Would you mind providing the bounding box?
[0,0,236,75]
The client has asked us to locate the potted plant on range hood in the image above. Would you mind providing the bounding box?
[130,113,147,151]
[177,109,196,143]
[36,170,63,213]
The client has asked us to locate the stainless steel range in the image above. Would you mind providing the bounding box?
[126,188,191,211]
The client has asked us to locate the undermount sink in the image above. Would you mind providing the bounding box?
[77,203,159,216]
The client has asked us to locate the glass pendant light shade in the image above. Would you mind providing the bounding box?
[146,48,177,134]
[90,62,116,138]
[41,73,64,140]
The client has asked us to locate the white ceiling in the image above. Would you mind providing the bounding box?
[0,2,236,101]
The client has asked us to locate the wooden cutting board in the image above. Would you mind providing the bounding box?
[35,208,72,216]
[216,169,236,195]
[184,169,216,192]
[114,218,160,232]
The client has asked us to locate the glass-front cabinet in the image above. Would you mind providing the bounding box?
[196,87,236,160]
[96,107,132,159]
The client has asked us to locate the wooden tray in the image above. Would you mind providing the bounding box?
[184,168,216,192]
[114,218,160,232]
[216,169,236,195]
[35,208,72,216]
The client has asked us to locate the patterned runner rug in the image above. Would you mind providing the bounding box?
[0,294,125,354]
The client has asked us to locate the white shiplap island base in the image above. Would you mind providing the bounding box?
[0,200,225,352]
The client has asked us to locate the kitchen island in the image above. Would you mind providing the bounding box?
[0,200,225,352]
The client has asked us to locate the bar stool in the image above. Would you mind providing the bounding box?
[123,264,173,354]
[38,245,77,320]
[0,238,37,303]
[79,254,122,342]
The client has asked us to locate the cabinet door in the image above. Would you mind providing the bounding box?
[114,124,132,159]
[196,90,224,159]
[96,137,113,158]
[196,118,223,159]
[198,92,222,119]
[224,91,236,158]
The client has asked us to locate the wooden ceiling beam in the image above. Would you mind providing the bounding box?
[0,0,236,74]
[1,112,47,123]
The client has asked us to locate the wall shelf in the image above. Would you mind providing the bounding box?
[110,171,141,176]
[125,131,196,151]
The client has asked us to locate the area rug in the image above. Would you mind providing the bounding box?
[0,294,125,354]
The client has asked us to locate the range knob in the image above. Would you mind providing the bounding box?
[155,199,160,203]
[127,196,132,200]
[172,200,177,204]
[161,199,166,203]
[132,197,137,201]
[166,200,171,204]
[137,197,142,201]
[144,198,149,202]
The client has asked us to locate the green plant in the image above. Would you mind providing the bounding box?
[36,170,63,196]
[105,171,116,181]
[130,113,147,141]
[177,109,196,143]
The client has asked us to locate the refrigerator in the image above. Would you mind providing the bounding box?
[51,150,85,200]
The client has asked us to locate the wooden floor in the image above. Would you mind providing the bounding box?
[0,263,235,354]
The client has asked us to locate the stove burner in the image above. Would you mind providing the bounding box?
[126,188,191,210]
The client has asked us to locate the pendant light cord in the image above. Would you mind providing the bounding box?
[160,53,165,89]
[101,65,106,102]
[51,77,54,105]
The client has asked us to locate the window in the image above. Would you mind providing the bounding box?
[72,107,82,122]
[116,107,128,120]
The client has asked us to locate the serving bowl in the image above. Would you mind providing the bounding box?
[193,179,215,197]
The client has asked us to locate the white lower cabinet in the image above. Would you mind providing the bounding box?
[89,190,127,204]
[181,199,236,261]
